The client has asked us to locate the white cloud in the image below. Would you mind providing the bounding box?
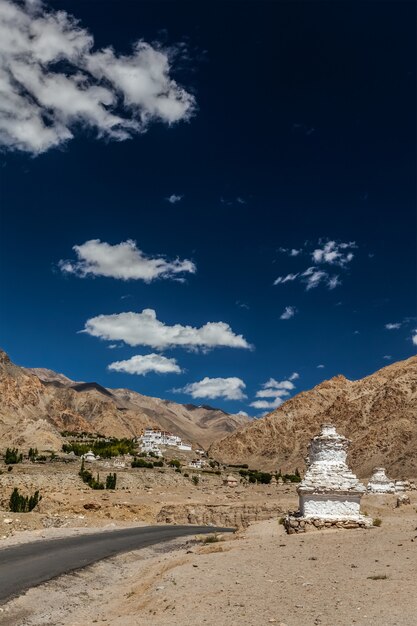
[317,364,325,368]
[274,239,355,291]
[383,355,392,360]
[273,273,299,285]
[412,330,417,346]
[280,306,297,320]
[250,398,285,410]
[166,194,183,204]
[0,0,195,155]
[301,267,340,291]
[108,353,182,376]
[59,239,196,282]
[237,410,248,416]
[174,377,247,401]
[250,374,298,410]
[312,240,356,267]
[385,322,401,330]
[278,247,302,256]
[83,308,251,351]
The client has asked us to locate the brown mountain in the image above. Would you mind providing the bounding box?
[0,350,249,451]
[209,356,417,477]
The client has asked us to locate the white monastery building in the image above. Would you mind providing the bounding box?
[137,428,192,456]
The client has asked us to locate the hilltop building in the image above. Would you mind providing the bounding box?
[137,428,192,456]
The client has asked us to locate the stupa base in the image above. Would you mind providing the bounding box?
[284,512,372,534]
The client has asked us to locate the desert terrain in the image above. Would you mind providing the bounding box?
[1,488,416,626]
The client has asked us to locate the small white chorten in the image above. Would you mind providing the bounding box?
[367,467,395,493]
[285,424,372,533]
[297,424,366,520]
[83,450,96,463]
[224,474,238,487]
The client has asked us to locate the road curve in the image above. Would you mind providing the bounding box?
[0,524,233,604]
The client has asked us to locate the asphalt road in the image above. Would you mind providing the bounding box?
[0,524,232,604]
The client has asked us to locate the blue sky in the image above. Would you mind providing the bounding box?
[0,0,415,416]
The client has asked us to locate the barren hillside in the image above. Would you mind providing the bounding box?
[209,356,417,477]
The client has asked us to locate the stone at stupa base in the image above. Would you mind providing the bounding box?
[284,513,370,534]
[284,424,371,533]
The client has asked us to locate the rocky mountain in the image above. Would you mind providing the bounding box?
[0,350,249,451]
[209,356,417,478]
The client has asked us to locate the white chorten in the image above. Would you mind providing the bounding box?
[83,450,96,463]
[367,467,395,493]
[297,424,366,520]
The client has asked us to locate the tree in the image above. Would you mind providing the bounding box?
[9,488,41,512]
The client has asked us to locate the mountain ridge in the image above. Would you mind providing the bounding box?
[209,355,417,477]
[0,350,249,451]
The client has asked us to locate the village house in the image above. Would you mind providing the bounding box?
[188,458,205,469]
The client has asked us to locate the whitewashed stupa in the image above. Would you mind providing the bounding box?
[367,467,395,493]
[286,424,369,532]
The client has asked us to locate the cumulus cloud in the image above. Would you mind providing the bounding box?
[250,374,298,410]
[59,239,196,282]
[280,306,297,320]
[166,194,183,204]
[237,410,248,416]
[108,353,182,376]
[82,308,251,351]
[412,330,417,346]
[250,398,285,410]
[385,322,401,330]
[312,240,356,267]
[0,0,195,154]
[174,377,247,401]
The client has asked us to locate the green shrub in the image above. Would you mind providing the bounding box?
[105,473,117,489]
[169,459,181,469]
[131,457,154,469]
[9,487,41,512]
[373,518,382,527]
[28,447,38,461]
[192,475,200,486]
[4,448,23,464]
[78,459,105,489]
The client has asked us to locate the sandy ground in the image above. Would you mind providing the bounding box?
[1,492,416,626]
